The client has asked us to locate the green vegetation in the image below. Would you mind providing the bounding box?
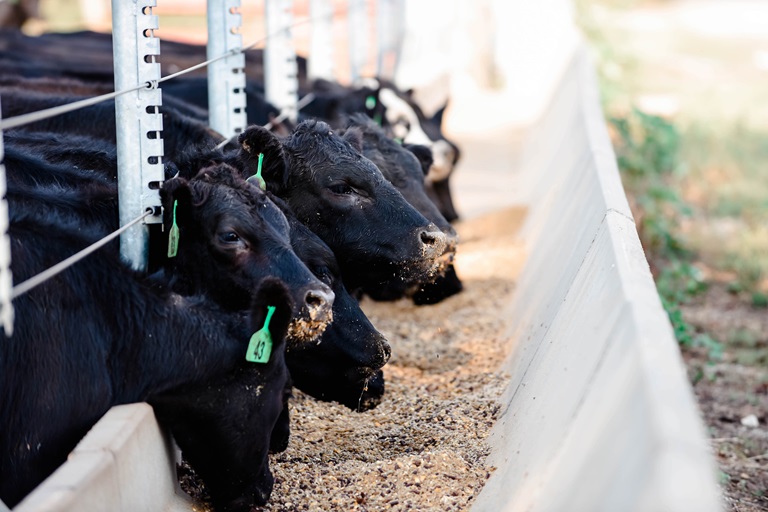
[578,0,768,367]
[608,106,719,357]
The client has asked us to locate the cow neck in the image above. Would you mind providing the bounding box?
[114,296,249,402]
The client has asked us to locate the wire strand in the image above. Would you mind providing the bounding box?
[0,9,324,132]
[213,92,317,151]
[10,210,153,300]
[0,83,149,131]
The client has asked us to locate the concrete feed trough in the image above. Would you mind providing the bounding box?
[467,43,721,512]
[8,35,721,512]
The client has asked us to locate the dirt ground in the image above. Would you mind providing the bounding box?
[680,282,768,511]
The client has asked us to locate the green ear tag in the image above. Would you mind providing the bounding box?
[246,305,276,363]
[365,95,377,110]
[167,200,180,258]
[246,152,266,190]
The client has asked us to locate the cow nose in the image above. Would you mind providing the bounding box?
[305,287,334,320]
[419,227,448,260]
[371,333,391,368]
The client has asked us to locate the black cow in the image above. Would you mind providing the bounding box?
[159,167,334,337]
[237,121,449,293]
[339,114,463,305]
[270,194,391,410]
[1,209,293,511]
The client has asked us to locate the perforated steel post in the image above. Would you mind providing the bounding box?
[376,0,405,81]
[112,0,164,271]
[348,0,369,82]
[207,0,247,138]
[308,0,335,82]
[264,0,298,123]
[0,98,14,337]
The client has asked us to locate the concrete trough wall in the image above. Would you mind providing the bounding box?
[12,404,193,512]
[470,43,721,512]
[9,34,722,512]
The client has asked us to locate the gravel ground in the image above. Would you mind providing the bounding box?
[680,283,768,512]
[181,206,527,511]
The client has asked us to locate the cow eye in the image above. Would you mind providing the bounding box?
[220,231,241,243]
[328,183,354,195]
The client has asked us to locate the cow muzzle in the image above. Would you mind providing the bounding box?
[287,286,335,343]
[419,225,449,264]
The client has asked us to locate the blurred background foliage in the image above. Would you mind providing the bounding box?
[575,0,768,360]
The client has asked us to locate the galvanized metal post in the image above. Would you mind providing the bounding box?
[0,98,14,337]
[308,0,335,82]
[348,0,369,82]
[376,0,405,81]
[264,0,298,123]
[111,0,164,271]
[207,0,247,138]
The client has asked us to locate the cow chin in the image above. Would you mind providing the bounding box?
[217,471,274,512]
[399,254,445,285]
[344,369,386,411]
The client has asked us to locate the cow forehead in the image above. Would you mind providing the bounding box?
[203,185,291,235]
[321,157,384,185]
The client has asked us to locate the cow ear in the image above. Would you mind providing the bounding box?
[404,144,434,176]
[160,176,193,229]
[237,125,289,190]
[431,102,448,127]
[342,127,364,153]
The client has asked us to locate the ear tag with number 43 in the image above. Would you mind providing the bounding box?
[246,305,276,363]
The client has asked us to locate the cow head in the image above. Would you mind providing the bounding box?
[160,164,334,341]
[238,121,448,292]
[303,77,386,128]
[280,210,391,410]
[342,115,464,305]
[346,114,457,243]
[151,277,293,511]
[365,80,461,222]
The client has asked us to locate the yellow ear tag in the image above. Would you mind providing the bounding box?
[246,305,276,363]
[167,200,180,258]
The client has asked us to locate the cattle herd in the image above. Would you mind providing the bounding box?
[0,29,464,511]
